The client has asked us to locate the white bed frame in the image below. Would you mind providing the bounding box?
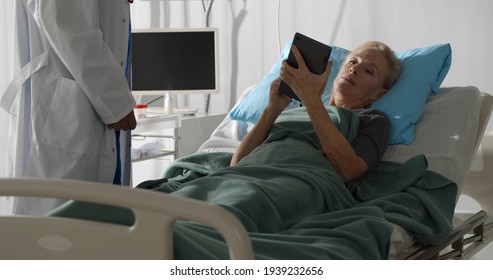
[0,89,492,260]
[399,92,493,260]
[0,179,253,259]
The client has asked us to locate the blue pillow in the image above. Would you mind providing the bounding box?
[229,42,452,145]
[371,44,452,144]
[229,42,346,124]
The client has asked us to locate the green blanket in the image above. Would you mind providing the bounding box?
[51,106,457,259]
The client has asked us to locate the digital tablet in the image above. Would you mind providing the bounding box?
[278,33,332,101]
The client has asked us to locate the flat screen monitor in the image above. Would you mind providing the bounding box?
[131,28,219,95]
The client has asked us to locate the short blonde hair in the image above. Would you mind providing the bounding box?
[348,41,402,89]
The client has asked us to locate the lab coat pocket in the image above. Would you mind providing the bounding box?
[39,77,105,156]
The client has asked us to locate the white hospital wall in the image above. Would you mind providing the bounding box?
[0,1,14,178]
[129,0,493,117]
[238,0,493,105]
[0,1,14,214]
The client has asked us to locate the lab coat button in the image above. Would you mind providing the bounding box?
[122,18,127,23]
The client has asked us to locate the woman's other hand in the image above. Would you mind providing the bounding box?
[267,77,292,115]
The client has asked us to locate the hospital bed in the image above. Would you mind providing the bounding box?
[0,86,492,260]
[196,85,493,260]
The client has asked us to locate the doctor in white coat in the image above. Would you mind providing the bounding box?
[1,0,136,215]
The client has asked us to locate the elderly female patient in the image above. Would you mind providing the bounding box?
[52,41,402,235]
[232,41,401,181]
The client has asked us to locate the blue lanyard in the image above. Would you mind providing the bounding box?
[125,22,131,79]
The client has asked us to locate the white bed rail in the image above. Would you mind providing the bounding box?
[0,178,254,260]
[462,93,493,214]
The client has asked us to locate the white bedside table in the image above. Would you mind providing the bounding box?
[131,113,181,186]
[131,112,226,186]
[131,113,181,162]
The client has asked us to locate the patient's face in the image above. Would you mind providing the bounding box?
[331,48,389,109]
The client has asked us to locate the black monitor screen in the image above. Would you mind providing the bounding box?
[131,28,218,93]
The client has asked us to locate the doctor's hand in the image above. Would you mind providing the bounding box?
[107,110,137,131]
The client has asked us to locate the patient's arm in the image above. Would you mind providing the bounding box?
[231,79,291,166]
[305,101,368,181]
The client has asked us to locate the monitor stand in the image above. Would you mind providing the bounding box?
[173,107,198,116]
[145,92,198,116]
[168,92,198,116]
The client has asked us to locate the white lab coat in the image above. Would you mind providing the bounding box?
[1,0,136,215]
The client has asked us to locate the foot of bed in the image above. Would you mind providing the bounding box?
[404,210,488,260]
